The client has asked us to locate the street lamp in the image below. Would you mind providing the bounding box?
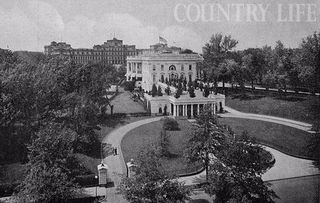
[95,175,98,198]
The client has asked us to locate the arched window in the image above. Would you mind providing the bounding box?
[169,65,176,71]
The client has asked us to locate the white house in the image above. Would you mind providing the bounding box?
[126,46,225,117]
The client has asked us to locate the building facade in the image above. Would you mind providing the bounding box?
[126,46,225,117]
[126,53,201,92]
[44,38,142,66]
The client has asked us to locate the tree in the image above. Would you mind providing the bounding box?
[188,86,196,98]
[217,59,236,90]
[174,85,183,99]
[152,84,157,97]
[203,85,210,97]
[262,71,277,91]
[157,85,163,96]
[16,123,79,202]
[165,77,169,84]
[300,32,320,94]
[204,132,277,203]
[165,85,171,95]
[117,148,190,203]
[185,108,226,181]
[242,54,256,90]
[202,34,238,86]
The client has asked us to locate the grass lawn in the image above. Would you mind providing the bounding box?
[0,163,26,184]
[219,117,315,159]
[226,93,319,123]
[269,175,320,203]
[121,119,202,175]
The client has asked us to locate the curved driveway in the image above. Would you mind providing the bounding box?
[95,106,319,200]
[100,116,164,202]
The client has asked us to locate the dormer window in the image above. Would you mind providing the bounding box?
[189,65,192,71]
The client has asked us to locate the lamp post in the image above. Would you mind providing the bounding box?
[95,175,98,198]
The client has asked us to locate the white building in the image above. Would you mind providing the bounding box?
[126,52,202,92]
[125,47,225,117]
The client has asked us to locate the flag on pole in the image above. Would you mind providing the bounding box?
[159,36,167,44]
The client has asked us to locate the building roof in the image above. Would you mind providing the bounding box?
[127,52,203,62]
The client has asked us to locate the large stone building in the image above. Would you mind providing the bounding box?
[126,44,225,117]
[44,38,141,66]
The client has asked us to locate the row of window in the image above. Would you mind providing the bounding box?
[73,56,126,61]
[75,59,124,64]
[72,51,137,55]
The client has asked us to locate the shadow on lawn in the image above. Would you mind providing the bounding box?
[231,93,266,101]
[274,95,307,102]
[98,113,129,128]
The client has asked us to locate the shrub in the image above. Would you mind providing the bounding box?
[163,118,180,131]
[152,84,157,97]
[124,81,135,92]
[165,85,171,95]
[188,87,196,98]
[157,86,163,96]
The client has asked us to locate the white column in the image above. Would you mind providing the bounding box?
[173,105,176,116]
[182,104,185,116]
[191,104,193,118]
[176,105,178,117]
[213,103,216,114]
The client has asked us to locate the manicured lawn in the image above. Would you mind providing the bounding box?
[269,175,320,203]
[226,94,319,123]
[0,163,26,184]
[121,119,202,175]
[111,89,146,114]
[219,117,314,159]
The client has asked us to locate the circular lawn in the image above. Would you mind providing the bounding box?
[121,119,203,175]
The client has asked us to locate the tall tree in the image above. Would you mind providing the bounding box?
[299,32,320,94]
[202,34,238,86]
[118,148,190,203]
[185,107,227,180]
[16,123,79,202]
[205,132,277,203]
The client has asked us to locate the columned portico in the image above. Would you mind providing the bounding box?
[169,101,218,118]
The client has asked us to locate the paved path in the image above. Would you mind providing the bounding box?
[83,106,319,200]
[179,145,320,185]
[222,106,314,133]
[84,117,164,202]
[179,106,318,185]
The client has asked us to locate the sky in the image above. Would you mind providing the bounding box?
[0,0,319,53]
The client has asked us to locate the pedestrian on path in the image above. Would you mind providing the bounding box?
[114,147,118,155]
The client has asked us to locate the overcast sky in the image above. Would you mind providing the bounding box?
[0,0,319,52]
